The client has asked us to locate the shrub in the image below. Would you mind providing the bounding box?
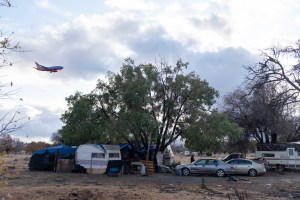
[0,153,8,191]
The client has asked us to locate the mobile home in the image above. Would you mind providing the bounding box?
[75,144,121,173]
[255,143,300,170]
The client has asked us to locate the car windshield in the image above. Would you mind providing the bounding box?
[222,153,242,161]
[222,155,229,160]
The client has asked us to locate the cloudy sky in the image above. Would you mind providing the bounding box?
[1,0,299,143]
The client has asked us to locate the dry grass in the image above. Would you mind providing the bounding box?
[0,153,297,200]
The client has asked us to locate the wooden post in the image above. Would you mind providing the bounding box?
[145,133,151,174]
[54,150,58,172]
[201,177,207,189]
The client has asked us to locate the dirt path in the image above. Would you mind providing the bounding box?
[1,154,300,200]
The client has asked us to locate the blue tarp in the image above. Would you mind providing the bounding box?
[29,144,77,171]
[119,143,132,150]
[33,144,77,158]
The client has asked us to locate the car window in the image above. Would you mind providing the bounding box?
[238,160,252,165]
[206,159,217,165]
[194,159,206,165]
[227,160,239,165]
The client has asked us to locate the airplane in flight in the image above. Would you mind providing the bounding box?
[34,62,64,73]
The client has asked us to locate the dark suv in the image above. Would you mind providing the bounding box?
[221,153,244,162]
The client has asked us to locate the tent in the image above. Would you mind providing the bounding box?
[29,144,77,171]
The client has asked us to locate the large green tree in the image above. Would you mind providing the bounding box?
[184,110,242,153]
[60,58,240,156]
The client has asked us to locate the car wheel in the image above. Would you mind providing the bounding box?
[181,168,190,176]
[248,169,257,177]
[216,169,225,177]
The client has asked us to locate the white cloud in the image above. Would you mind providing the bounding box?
[165,2,181,13]
[227,0,300,52]
[105,0,158,11]
[35,0,56,11]
[3,0,300,143]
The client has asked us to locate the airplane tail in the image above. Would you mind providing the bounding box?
[34,62,41,70]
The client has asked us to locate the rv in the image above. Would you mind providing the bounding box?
[75,144,121,173]
[255,143,300,170]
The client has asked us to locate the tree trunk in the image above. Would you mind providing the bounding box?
[271,132,277,143]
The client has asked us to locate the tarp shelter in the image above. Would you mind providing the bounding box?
[29,144,77,171]
[119,143,133,174]
[137,144,156,160]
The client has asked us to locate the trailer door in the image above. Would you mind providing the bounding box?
[287,148,296,166]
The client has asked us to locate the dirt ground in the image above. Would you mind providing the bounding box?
[1,154,300,200]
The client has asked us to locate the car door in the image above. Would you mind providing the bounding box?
[236,160,252,174]
[191,159,206,174]
[227,159,239,173]
[204,159,219,174]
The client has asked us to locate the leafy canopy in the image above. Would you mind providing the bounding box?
[60,58,240,153]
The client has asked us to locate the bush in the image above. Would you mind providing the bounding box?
[0,153,8,189]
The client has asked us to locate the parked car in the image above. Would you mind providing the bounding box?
[175,158,234,177]
[226,158,266,176]
[221,153,244,162]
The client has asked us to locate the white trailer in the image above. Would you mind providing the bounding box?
[255,143,300,170]
[75,144,121,173]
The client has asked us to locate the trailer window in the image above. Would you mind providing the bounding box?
[109,153,120,158]
[92,153,105,158]
[262,153,275,157]
[288,149,294,156]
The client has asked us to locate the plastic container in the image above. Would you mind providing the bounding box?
[140,164,146,175]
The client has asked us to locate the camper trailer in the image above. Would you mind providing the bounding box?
[255,143,300,170]
[75,144,121,174]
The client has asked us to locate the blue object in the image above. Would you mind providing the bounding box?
[33,144,77,159]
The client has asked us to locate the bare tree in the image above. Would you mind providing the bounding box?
[51,132,62,145]
[245,39,300,105]
[0,0,11,7]
[242,39,300,143]
[223,83,294,143]
[11,137,25,153]
[25,141,50,154]
[0,0,30,135]
[0,133,12,153]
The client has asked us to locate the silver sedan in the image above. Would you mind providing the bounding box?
[175,158,234,177]
[226,158,266,176]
